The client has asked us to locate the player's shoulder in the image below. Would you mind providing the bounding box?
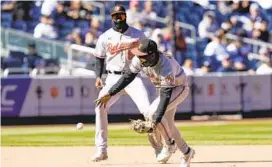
[99,28,114,37]
[129,26,144,35]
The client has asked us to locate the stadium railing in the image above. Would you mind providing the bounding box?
[0,28,67,59]
[226,33,272,53]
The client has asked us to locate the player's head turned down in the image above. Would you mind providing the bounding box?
[130,38,160,67]
[110,5,128,33]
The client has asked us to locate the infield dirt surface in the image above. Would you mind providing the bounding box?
[2,145,272,167]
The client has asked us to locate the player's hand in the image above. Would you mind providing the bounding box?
[95,77,103,89]
[94,94,111,108]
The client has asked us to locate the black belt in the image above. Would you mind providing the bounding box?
[106,70,125,75]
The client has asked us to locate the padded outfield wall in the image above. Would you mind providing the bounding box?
[1,74,272,120]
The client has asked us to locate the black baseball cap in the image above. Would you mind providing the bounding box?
[110,5,126,16]
[131,38,158,56]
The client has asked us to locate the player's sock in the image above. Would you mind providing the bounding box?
[171,125,189,155]
[184,147,190,155]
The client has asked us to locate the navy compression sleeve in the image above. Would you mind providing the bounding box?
[155,87,173,124]
[108,71,138,96]
[95,57,104,78]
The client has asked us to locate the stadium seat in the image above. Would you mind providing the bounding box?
[9,51,26,63]
[12,20,27,31]
[29,6,41,20]
[1,21,11,28]
[1,12,12,22]
[59,29,72,38]
[2,57,23,69]
[76,20,90,29]
[27,21,39,33]
[61,20,75,29]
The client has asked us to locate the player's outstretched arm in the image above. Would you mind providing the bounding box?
[154,87,173,125]
[95,57,105,89]
[94,71,138,107]
[108,71,138,96]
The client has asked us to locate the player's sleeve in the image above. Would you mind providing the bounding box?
[108,70,138,96]
[94,33,106,78]
[129,56,142,73]
[94,33,106,58]
[95,57,104,78]
[154,87,173,124]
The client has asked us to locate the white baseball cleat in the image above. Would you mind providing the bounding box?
[92,152,108,162]
[180,148,195,167]
[156,143,177,164]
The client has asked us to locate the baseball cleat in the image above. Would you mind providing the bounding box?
[92,152,108,162]
[155,149,162,158]
[156,143,177,164]
[180,147,195,167]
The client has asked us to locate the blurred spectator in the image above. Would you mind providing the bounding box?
[252,21,270,42]
[233,57,248,71]
[195,60,212,75]
[151,29,172,54]
[1,0,16,12]
[41,0,57,16]
[192,0,212,9]
[238,3,268,33]
[217,56,235,72]
[84,17,102,47]
[54,2,67,24]
[126,0,141,26]
[204,29,228,71]
[254,0,272,9]
[182,58,194,75]
[66,0,92,21]
[2,1,33,21]
[67,28,82,45]
[26,43,44,69]
[227,37,251,60]
[141,1,157,20]
[174,24,187,65]
[133,20,153,38]
[221,20,233,32]
[218,1,233,15]
[34,15,58,39]
[256,47,272,74]
[198,11,219,39]
[232,0,251,15]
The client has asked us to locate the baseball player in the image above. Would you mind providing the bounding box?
[95,38,195,167]
[92,5,164,162]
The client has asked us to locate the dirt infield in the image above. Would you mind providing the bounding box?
[2,146,272,167]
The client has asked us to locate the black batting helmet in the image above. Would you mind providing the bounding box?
[110,5,126,16]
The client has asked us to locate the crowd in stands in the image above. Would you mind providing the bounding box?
[1,0,272,75]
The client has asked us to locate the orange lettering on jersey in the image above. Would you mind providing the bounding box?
[107,40,139,55]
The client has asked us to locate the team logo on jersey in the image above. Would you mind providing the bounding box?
[107,40,139,55]
[164,75,174,85]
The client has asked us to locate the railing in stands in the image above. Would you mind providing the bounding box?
[0,28,67,59]
[90,1,106,22]
[226,33,272,52]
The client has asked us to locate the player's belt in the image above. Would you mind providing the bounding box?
[106,70,125,75]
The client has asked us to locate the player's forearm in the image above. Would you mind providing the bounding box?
[154,87,173,125]
[95,57,104,78]
[108,71,137,96]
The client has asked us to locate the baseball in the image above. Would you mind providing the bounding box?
[76,122,84,130]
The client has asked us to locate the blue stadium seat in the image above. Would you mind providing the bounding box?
[29,6,41,21]
[61,20,75,29]
[1,21,11,28]
[12,20,27,31]
[76,20,89,29]
[27,21,39,33]
[9,51,26,63]
[1,12,13,22]
[2,57,23,69]
[59,29,72,38]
